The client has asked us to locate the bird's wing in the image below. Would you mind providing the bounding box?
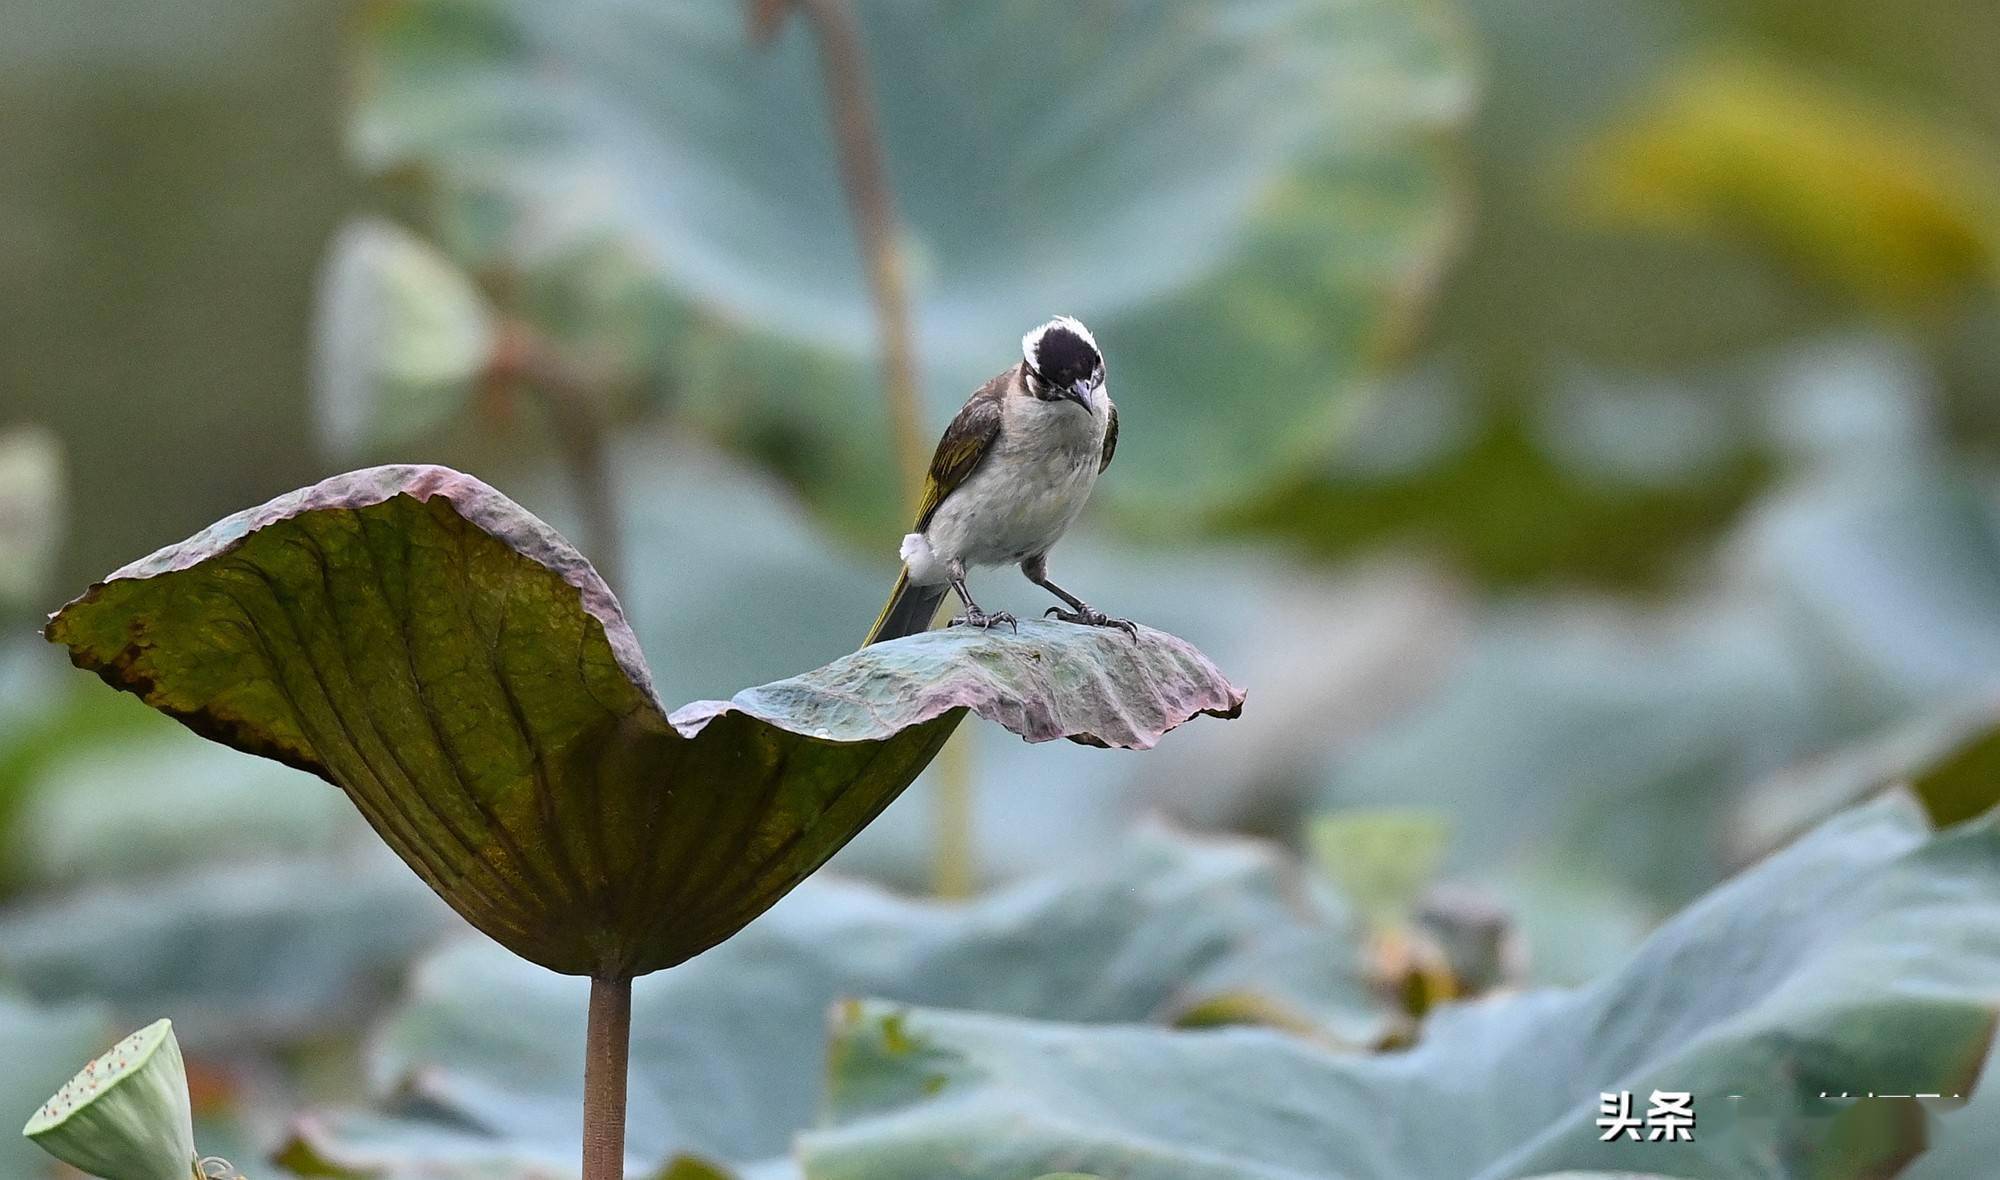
[914,370,1008,532]
[1100,401,1119,473]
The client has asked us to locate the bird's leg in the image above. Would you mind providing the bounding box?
[946,559,1017,632]
[1022,555,1137,638]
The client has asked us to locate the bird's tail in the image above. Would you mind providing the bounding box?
[863,566,949,646]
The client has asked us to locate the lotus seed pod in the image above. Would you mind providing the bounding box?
[22,1018,198,1180]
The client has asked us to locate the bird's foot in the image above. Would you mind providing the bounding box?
[1044,604,1139,638]
[949,605,1018,632]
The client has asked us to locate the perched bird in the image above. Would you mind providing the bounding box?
[863,315,1134,646]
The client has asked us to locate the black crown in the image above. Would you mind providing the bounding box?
[1034,326,1100,387]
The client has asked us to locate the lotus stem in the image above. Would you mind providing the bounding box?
[582,976,633,1180]
[933,729,978,897]
[795,0,927,502]
[544,385,623,595]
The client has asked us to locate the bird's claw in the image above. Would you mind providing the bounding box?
[1044,605,1140,639]
[949,606,1018,633]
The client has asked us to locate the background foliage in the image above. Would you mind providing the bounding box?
[8,0,2000,1176]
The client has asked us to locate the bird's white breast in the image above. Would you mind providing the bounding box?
[907,388,1110,583]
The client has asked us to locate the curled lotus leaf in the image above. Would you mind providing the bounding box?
[44,465,1240,979]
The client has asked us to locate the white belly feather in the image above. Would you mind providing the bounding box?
[901,390,1109,586]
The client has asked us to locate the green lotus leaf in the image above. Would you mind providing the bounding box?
[43,465,1240,979]
[0,718,456,1048]
[1320,419,2000,931]
[1228,369,1772,590]
[335,0,1471,533]
[1744,449,2000,705]
[0,848,457,1048]
[800,793,2000,1179]
[279,827,1386,1178]
[23,1018,196,1180]
[7,728,360,887]
[1728,699,2000,868]
[1322,593,1820,911]
[312,218,497,456]
[1909,1027,2000,1177]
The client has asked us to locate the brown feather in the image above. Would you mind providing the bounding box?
[1100,401,1119,473]
[912,367,1010,532]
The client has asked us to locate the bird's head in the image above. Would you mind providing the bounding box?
[1021,316,1104,412]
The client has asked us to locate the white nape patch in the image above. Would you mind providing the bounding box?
[900,532,944,584]
[1021,315,1098,371]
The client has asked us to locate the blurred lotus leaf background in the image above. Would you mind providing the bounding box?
[9,0,2000,1176]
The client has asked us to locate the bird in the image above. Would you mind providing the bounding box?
[863,315,1135,646]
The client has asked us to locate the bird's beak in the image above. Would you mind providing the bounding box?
[1066,379,1094,411]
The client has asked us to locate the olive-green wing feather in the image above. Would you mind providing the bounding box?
[913,371,1008,531]
[1100,401,1119,473]
[862,373,1006,647]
